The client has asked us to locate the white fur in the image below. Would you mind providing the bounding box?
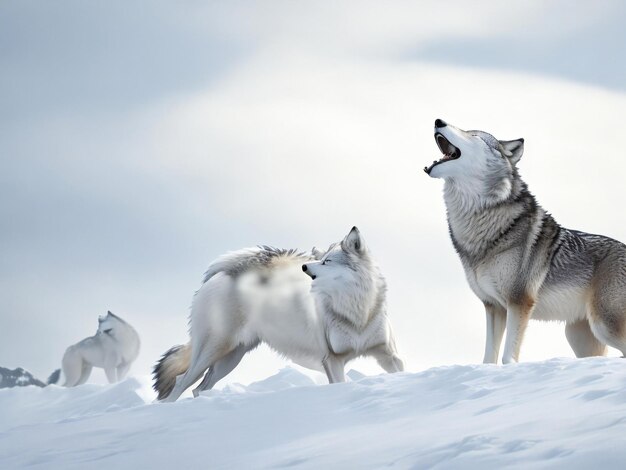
[159,228,403,402]
[532,285,589,323]
[60,312,140,386]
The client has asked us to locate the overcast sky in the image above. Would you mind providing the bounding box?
[2,1,626,386]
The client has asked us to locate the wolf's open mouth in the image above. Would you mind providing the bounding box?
[424,133,461,174]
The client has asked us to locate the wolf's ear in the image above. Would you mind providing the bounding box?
[341,226,364,254]
[311,247,324,260]
[499,138,524,165]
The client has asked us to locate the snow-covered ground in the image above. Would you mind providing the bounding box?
[1,358,625,469]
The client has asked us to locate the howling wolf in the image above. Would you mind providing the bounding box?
[425,119,626,364]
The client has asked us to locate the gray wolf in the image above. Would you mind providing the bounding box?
[153,227,404,401]
[425,118,626,364]
[49,311,140,386]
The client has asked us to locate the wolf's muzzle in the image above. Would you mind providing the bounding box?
[302,264,316,279]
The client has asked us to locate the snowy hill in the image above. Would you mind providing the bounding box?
[1,358,625,469]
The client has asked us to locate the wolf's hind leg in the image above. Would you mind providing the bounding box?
[61,349,83,387]
[164,339,223,402]
[76,362,93,385]
[588,316,626,358]
[483,303,506,364]
[164,363,207,402]
[587,254,626,356]
[565,319,607,357]
[192,342,258,397]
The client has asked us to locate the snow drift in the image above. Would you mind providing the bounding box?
[1,358,625,469]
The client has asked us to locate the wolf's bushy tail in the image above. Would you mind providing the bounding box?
[152,343,191,400]
[47,369,61,385]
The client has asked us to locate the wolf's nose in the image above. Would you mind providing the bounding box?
[435,119,447,128]
[302,265,308,272]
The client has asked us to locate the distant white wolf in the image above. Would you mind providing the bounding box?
[425,118,626,364]
[49,311,140,386]
[153,227,404,401]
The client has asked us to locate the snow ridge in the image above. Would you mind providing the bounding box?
[1,358,625,469]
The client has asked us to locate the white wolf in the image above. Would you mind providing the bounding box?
[153,227,404,401]
[49,311,140,386]
[425,118,626,364]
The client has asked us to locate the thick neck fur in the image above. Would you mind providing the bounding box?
[443,169,531,259]
[321,256,387,330]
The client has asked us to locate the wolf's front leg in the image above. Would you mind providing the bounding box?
[116,362,131,381]
[483,303,506,364]
[104,366,117,383]
[104,355,121,383]
[370,345,404,373]
[501,301,533,364]
[322,356,346,383]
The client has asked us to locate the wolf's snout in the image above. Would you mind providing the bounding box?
[435,118,447,128]
[302,264,316,280]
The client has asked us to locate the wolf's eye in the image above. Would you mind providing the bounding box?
[323,259,331,265]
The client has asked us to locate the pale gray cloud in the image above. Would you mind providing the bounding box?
[414,1,626,92]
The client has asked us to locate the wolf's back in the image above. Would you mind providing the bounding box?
[152,343,191,400]
[201,246,313,284]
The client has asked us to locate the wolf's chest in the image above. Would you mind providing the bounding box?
[325,314,386,356]
[465,268,502,305]
[463,253,521,305]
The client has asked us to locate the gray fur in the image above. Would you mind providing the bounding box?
[427,119,626,363]
[152,344,187,400]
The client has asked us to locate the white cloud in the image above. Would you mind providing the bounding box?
[2,1,626,385]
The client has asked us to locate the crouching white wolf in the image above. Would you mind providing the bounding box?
[425,118,626,364]
[49,311,140,386]
[153,227,404,402]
